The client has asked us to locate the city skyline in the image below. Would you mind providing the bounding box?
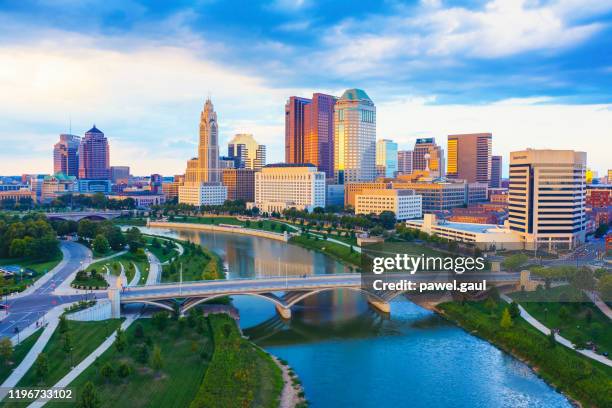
[0,1,611,175]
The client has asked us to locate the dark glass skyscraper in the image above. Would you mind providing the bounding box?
[53,134,80,177]
[304,93,336,178]
[285,96,311,164]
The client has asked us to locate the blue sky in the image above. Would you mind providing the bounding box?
[0,0,611,176]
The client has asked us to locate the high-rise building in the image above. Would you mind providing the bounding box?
[490,155,502,188]
[222,168,255,202]
[150,174,162,194]
[304,93,336,178]
[53,134,80,177]
[285,96,311,164]
[397,150,413,175]
[227,134,266,170]
[78,125,110,179]
[250,164,326,214]
[508,149,587,250]
[334,89,376,184]
[110,166,130,185]
[376,139,398,178]
[608,169,612,183]
[447,133,492,184]
[180,98,227,205]
[413,138,444,178]
[185,98,220,184]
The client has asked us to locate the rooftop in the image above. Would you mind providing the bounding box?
[265,163,316,168]
[407,218,507,234]
[339,88,372,102]
[85,125,103,134]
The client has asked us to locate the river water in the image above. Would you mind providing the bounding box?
[140,226,571,408]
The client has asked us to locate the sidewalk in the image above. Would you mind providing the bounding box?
[9,245,71,300]
[501,294,612,367]
[584,290,612,320]
[128,262,141,287]
[28,314,138,408]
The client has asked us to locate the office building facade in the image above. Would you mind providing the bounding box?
[227,134,266,170]
[447,133,492,184]
[222,168,255,202]
[508,149,587,250]
[397,150,413,175]
[78,125,110,179]
[285,96,311,164]
[53,134,80,177]
[334,89,376,184]
[355,189,422,220]
[490,155,502,188]
[413,138,444,177]
[251,164,325,213]
[376,139,398,178]
[304,93,336,178]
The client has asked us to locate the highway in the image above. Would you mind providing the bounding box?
[0,242,102,338]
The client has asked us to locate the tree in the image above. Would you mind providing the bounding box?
[114,328,126,352]
[62,332,73,354]
[117,362,131,378]
[152,311,169,331]
[509,302,521,319]
[0,337,13,364]
[35,353,49,382]
[58,315,69,334]
[92,234,110,254]
[151,345,163,370]
[502,254,528,271]
[100,362,114,382]
[134,323,145,339]
[136,344,149,364]
[558,306,570,322]
[484,297,497,313]
[106,227,126,251]
[77,381,100,408]
[500,308,513,329]
[598,274,612,301]
[379,211,396,230]
[548,331,556,348]
[571,267,595,291]
[78,220,98,240]
[8,238,26,258]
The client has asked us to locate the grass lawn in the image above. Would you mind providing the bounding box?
[191,314,283,408]
[0,252,63,293]
[173,216,290,234]
[92,248,122,259]
[290,234,361,267]
[162,243,221,283]
[112,218,147,226]
[0,329,43,383]
[438,300,612,408]
[48,318,213,408]
[144,236,178,264]
[8,319,122,397]
[510,285,612,354]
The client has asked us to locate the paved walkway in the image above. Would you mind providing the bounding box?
[501,294,612,367]
[584,290,612,320]
[145,250,161,285]
[28,315,138,408]
[129,262,141,287]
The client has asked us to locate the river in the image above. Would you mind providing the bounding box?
[139,226,572,408]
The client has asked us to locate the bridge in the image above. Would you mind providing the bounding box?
[45,211,126,222]
[111,272,523,319]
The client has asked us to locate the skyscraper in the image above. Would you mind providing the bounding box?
[447,133,492,184]
[227,134,266,170]
[185,98,220,184]
[78,125,110,180]
[334,89,376,184]
[413,138,444,177]
[53,134,80,177]
[304,93,336,178]
[376,139,398,178]
[508,149,586,250]
[397,150,413,175]
[285,96,311,164]
[180,98,227,206]
[490,155,502,188]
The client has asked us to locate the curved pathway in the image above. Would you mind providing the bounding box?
[501,294,612,367]
[128,262,141,287]
[584,290,612,320]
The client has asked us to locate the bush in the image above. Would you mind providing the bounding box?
[117,362,131,378]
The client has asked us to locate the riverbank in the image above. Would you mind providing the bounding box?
[148,220,290,242]
[437,300,612,408]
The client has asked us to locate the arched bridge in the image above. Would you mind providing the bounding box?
[45,211,126,222]
[113,272,522,319]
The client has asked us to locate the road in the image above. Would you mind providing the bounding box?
[0,241,102,338]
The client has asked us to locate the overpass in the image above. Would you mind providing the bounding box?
[112,272,523,319]
[45,211,126,222]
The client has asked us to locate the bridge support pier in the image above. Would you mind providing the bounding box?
[367,297,390,314]
[275,304,291,320]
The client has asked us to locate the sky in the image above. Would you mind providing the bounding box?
[0,0,611,177]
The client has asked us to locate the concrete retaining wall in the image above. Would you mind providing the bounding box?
[66,300,112,321]
[148,221,289,242]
